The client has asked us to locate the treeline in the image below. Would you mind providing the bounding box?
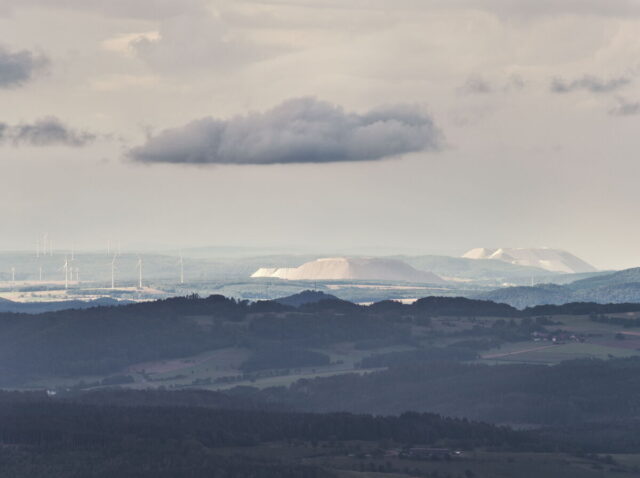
[61,388,279,411]
[590,314,640,328]
[537,420,640,454]
[0,398,526,450]
[0,393,535,477]
[524,302,640,316]
[235,357,640,451]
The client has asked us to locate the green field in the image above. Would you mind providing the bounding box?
[476,313,640,365]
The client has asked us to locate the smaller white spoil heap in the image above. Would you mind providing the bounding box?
[462,247,597,274]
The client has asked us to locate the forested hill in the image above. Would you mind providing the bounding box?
[0,391,526,450]
[0,391,534,477]
[2,294,640,386]
[478,267,640,308]
[0,297,132,314]
[3,292,640,321]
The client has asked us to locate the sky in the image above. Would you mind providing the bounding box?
[1,0,640,269]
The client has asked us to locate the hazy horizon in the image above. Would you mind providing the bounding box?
[0,242,625,274]
[2,1,640,270]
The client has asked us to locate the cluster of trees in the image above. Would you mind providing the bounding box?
[411,297,520,317]
[524,302,640,316]
[0,392,534,477]
[0,443,326,478]
[61,388,277,411]
[236,357,640,451]
[0,399,527,450]
[590,314,640,328]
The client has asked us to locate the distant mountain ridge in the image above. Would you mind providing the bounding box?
[478,267,640,308]
[463,247,597,274]
[0,297,131,314]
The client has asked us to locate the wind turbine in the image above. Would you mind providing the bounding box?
[39,266,43,282]
[136,257,143,289]
[10,267,15,285]
[61,257,69,290]
[179,252,184,284]
[111,255,117,290]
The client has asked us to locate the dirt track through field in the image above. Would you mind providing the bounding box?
[481,344,559,359]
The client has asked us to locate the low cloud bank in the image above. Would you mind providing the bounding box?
[129,97,443,165]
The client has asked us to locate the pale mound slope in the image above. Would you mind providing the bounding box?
[252,257,445,283]
[462,247,596,274]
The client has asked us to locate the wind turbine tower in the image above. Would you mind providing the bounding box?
[136,257,143,289]
[62,257,69,290]
[111,255,117,290]
[179,253,184,284]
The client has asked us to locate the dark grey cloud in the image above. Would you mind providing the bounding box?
[609,98,640,116]
[0,45,48,88]
[129,97,443,165]
[550,75,631,94]
[0,117,96,147]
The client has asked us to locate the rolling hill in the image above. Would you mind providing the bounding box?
[478,267,640,308]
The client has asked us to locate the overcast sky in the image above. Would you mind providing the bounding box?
[1,0,640,269]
